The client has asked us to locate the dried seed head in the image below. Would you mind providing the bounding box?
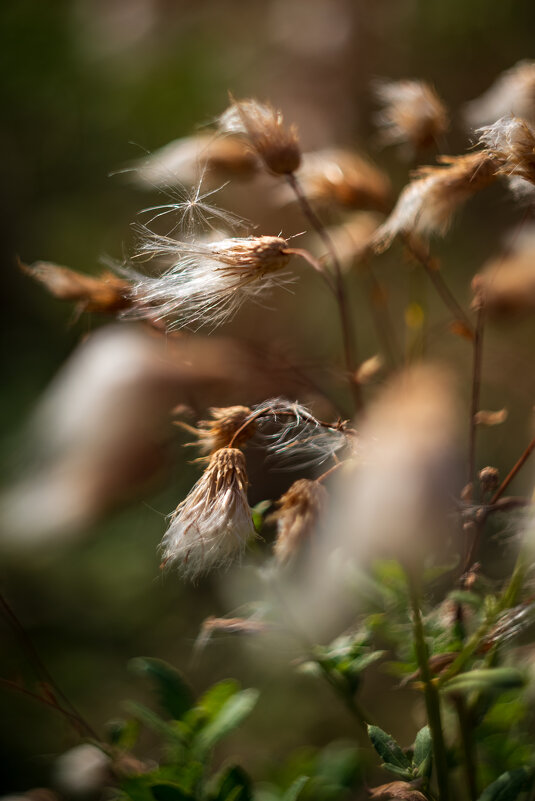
[22,261,131,314]
[479,466,500,494]
[219,98,301,175]
[179,405,254,459]
[373,152,496,251]
[478,115,535,185]
[465,60,535,128]
[135,133,258,188]
[471,230,535,316]
[270,478,327,564]
[287,149,391,212]
[126,233,292,330]
[375,78,449,153]
[161,447,256,580]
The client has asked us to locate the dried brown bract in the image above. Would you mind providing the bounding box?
[135,133,259,188]
[471,231,535,316]
[465,60,535,128]
[373,152,497,251]
[368,782,427,801]
[375,78,449,153]
[161,447,256,580]
[270,478,327,564]
[478,115,535,185]
[289,149,391,213]
[178,405,254,459]
[219,98,301,175]
[474,409,508,427]
[22,261,131,314]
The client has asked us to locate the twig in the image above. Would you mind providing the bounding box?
[452,696,478,801]
[0,677,92,736]
[467,307,485,491]
[286,173,363,412]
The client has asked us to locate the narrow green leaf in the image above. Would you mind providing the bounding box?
[214,765,252,801]
[105,717,140,749]
[251,500,272,532]
[477,767,533,801]
[123,701,184,743]
[380,763,415,780]
[196,689,259,753]
[282,776,309,801]
[367,725,411,770]
[442,668,525,697]
[413,725,432,778]
[129,658,194,720]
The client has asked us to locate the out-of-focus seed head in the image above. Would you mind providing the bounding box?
[179,405,254,459]
[465,60,535,128]
[479,466,500,494]
[270,478,327,564]
[373,152,497,251]
[375,78,449,153]
[219,98,301,175]
[477,115,535,185]
[471,229,535,316]
[161,447,256,580]
[322,212,382,269]
[22,261,131,315]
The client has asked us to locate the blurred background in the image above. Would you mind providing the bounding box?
[2,0,535,793]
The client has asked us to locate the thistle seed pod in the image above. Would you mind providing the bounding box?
[270,478,327,564]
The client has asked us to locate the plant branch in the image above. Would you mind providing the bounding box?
[467,307,485,492]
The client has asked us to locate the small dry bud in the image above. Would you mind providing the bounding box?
[22,261,131,314]
[375,78,449,153]
[373,152,497,250]
[479,466,500,494]
[161,447,256,580]
[219,98,301,175]
[368,782,427,801]
[270,478,327,564]
[474,408,508,427]
[355,354,384,385]
[178,405,254,459]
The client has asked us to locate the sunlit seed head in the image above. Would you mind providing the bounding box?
[374,78,449,153]
[270,478,327,564]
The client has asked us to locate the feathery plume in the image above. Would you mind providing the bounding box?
[177,405,254,460]
[374,78,449,153]
[373,152,496,251]
[134,133,258,188]
[465,60,535,128]
[125,233,293,330]
[283,148,391,213]
[477,115,535,185]
[219,98,301,175]
[161,447,256,580]
[270,478,327,564]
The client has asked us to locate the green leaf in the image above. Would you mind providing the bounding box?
[282,776,309,801]
[367,725,411,770]
[380,763,415,780]
[123,701,185,744]
[105,717,140,749]
[196,689,259,753]
[442,668,525,697]
[251,500,272,532]
[477,767,533,801]
[413,726,432,779]
[213,765,252,801]
[151,785,194,801]
[129,658,194,720]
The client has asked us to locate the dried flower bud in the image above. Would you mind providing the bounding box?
[368,782,427,801]
[22,261,131,314]
[127,233,292,330]
[373,152,496,250]
[178,405,254,459]
[465,60,535,128]
[471,230,535,316]
[286,149,391,213]
[477,115,535,185]
[474,409,508,427]
[270,478,327,564]
[219,98,301,175]
[355,354,384,385]
[375,78,449,153]
[161,447,256,580]
[479,466,500,494]
[135,133,258,188]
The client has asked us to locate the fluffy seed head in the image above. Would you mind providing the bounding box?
[126,234,292,330]
[375,78,449,153]
[270,478,327,564]
[465,60,535,128]
[180,405,254,459]
[219,98,301,175]
[23,261,131,314]
[471,228,535,316]
[373,152,497,250]
[161,447,256,580]
[477,115,535,185]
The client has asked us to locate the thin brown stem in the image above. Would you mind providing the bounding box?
[363,263,400,368]
[467,307,485,492]
[286,173,363,412]
[0,677,93,737]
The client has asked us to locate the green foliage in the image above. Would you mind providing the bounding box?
[476,767,534,801]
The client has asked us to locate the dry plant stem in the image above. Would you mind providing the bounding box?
[0,677,93,737]
[407,574,450,801]
[363,264,401,367]
[468,307,485,490]
[0,592,98,740]
[286,173,363,412]
[452,696,478,801]
[402,235,474,334]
